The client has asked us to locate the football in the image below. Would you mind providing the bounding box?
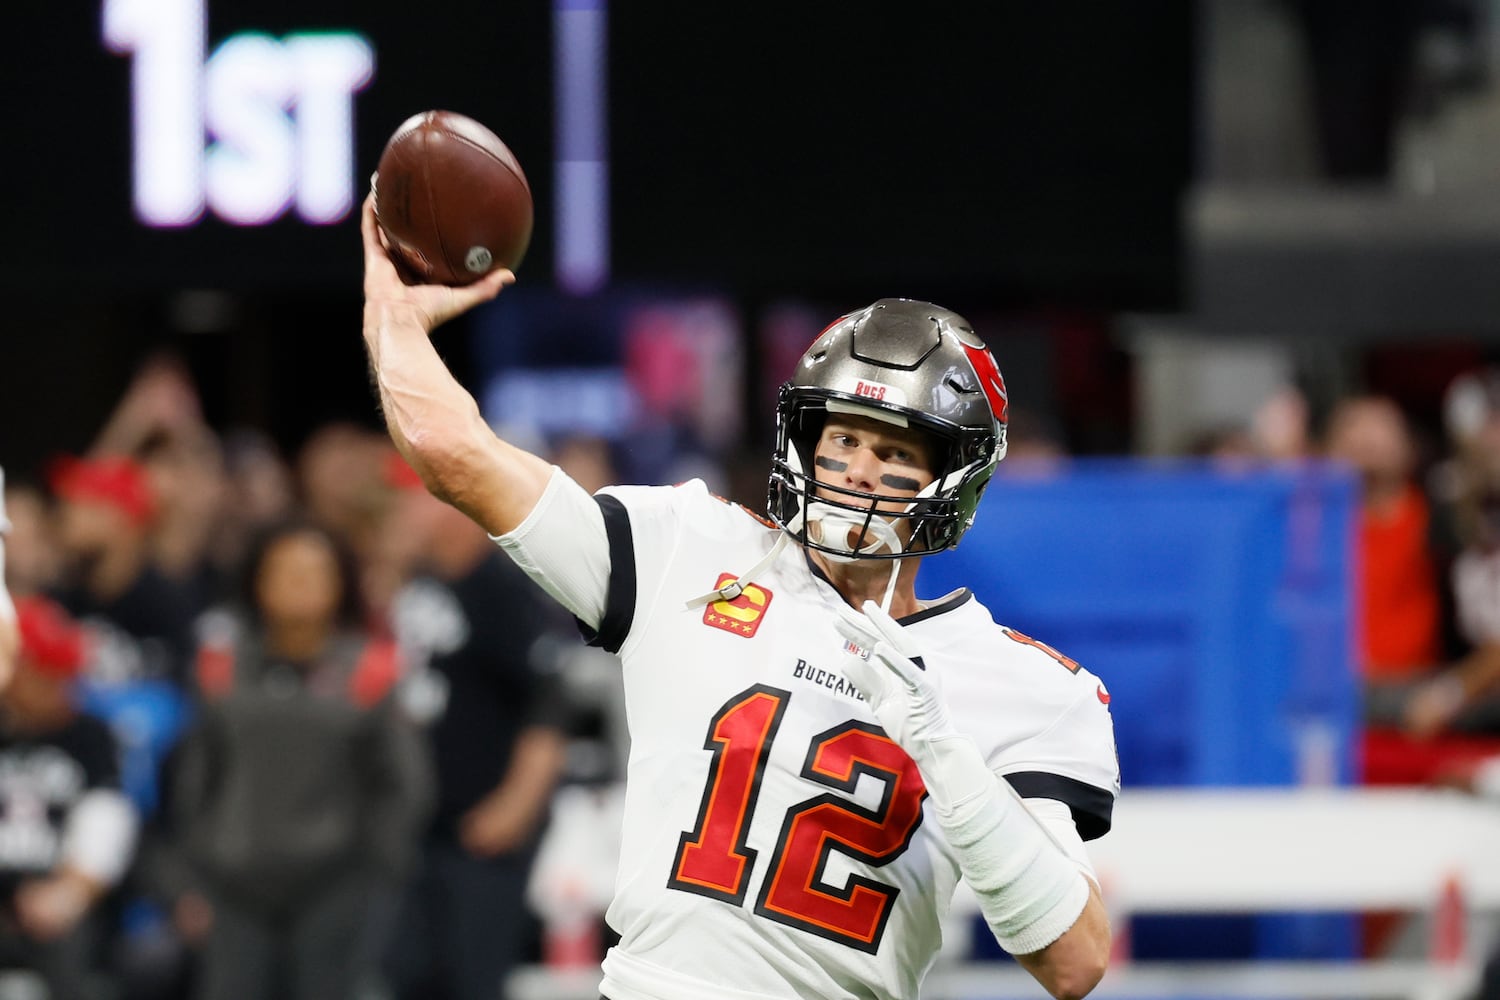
[373,110,534,286]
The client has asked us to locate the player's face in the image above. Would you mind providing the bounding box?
[813,416,937,518]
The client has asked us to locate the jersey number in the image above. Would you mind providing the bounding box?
[667,684,927,953]
[1003,627,1081,674]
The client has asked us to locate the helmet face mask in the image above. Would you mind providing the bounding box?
[768,298,1008,560]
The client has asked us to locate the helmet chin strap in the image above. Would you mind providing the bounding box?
[687,455,982,614]
[880,556,903,614]
[683,513,800,609]
[796,456,982,614]
[805,504,904,562]
[804,504,906,614]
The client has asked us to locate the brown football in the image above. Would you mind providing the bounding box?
[373,110,533,286]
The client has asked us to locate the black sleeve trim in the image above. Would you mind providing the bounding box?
[576,495,636,654]
[1003,771,1114,841]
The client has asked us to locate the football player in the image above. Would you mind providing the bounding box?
[360,195,1119,1000]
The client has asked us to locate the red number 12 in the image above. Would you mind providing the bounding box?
[668,684,927,953]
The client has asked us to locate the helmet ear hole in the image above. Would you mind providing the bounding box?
[787,406,825,466]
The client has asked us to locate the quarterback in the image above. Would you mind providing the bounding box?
[360,195,1119,1000]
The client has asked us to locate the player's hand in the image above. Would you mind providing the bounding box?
[836,600,957,760]
[361,188,513,335]
[837,601,994,812]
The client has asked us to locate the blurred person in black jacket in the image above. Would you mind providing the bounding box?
[382,460,570,1000]
[0,596,138,1000]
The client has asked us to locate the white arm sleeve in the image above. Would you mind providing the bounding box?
[926,736,1090,955]
[1026,796,1099,880]
[491,466,612,631]
[60,789,139,887]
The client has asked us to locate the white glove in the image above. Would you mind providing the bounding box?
[836,599,1089,955]
[835,600,991,812]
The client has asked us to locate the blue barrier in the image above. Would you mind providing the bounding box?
[918,460,1361,960]
[918,459,1359,789]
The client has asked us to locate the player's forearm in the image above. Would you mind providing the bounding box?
[1014,882,1111,1000]
[919,737,1104,997]
[363,298,471,467]
[363,302,550,533]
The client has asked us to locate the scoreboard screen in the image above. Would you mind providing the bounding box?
[2,1,1189,306]
[3,0,553,293]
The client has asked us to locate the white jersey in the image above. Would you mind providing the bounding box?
[513,477,1118,1000]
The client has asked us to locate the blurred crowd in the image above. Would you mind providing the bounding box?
[1183,377,1500,789]
[1184,377,1500,987]
[6,352,1500,998]
[0,357,623,1000]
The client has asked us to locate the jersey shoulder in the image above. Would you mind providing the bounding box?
[931,594,1106,693]
[598,479,775,543]
[926,596,1120,833]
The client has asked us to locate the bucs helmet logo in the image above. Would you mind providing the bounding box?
[961,342,1009,424]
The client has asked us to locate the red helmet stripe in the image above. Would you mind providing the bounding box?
[810,317,842,346]
[961,343,1009,423]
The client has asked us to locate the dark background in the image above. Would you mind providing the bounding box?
[609,5,1191,304]
[0,2,1192,477]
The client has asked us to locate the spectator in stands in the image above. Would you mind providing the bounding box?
[1181,386,1317,470]
[383,462,570,1000]
[154,519,432,1000]
[88,356,230,614]
[89,357,205,462]
[1404,396,1500,737]
[48,453,197,687]
[1,468,18,689]
[1323,396,1444,717]
[0,596,139,1000]
[1183,423,1258,465]
[1253,386,1315,463]
[2,476,62,605]
[296,422,396,572]
[215,430,296,591]
[44,451,198,831]
[136,429,230,616]
[995,405,1070,471]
